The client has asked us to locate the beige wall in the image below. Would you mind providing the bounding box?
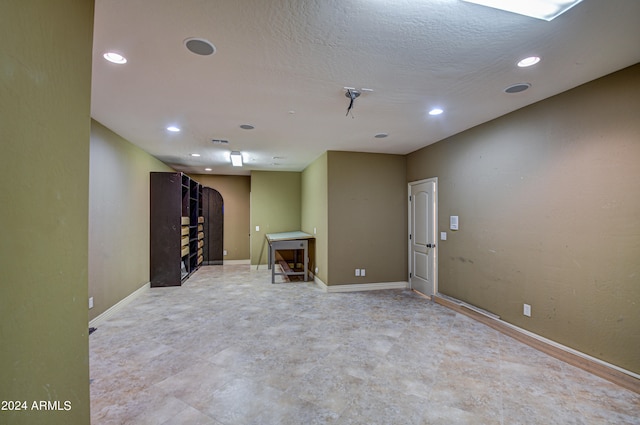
[89,120,173,320]
[407,64,640,374]
[0,1,94,423]
[328,151,408,285]
[301,153,328,281]
[250,171,302,265]
[189,174,251,261]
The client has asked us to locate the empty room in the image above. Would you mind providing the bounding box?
[2,0,639,424]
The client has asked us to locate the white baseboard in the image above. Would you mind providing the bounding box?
[315,279,408,293]
[433,294,640,393]
[223,259,250,265]
[89,282,150,328]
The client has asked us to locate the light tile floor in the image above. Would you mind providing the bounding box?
[90,265,640,424]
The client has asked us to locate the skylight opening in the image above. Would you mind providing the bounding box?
[462,0,584,21]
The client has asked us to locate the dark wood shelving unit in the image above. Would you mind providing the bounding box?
[150,172,204,287]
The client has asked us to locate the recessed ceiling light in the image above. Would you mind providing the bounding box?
[518,56,541,67]
[429,108,444,116]
[462,0,584,21]
[166,126,180,132]
[190,153,201,157]
[184,38,216,56]
[240,124,255,130]
[103,52,127,64]
[205,168,212,171]
[504,83,531,93]
[374,133,388,138]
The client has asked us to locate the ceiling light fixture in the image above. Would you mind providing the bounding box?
[429,108,444,116]
[166,126,180,132]
[240,124,255,130]
[518,56,541,67]
[103,52,127,64]
[230,151,243,167]
[184,38,216,56]
[205,168,212,171]
[190,153,201,157]
[462,0,584,21]
[374,133,388,138]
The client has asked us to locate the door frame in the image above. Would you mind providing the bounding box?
[408,177,438,296]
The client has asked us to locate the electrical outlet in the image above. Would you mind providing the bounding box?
[355,269,360,277]
[89,297,94,309]
[223,250,228,256]
[313,227,317,234]
[315,267,319,274]
[523,304,531,317]
[360,269,366,277]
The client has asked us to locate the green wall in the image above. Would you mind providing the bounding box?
[0,1,94,423]
[327,151,408,285]
[89,120,173,321]
[407,64,640,374]
[301,153,328,282]
[250,171,302,265]
[189,174,252,261]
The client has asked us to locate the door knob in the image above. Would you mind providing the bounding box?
[426,243,436,248]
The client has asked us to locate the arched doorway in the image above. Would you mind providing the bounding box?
[203,187,224,265]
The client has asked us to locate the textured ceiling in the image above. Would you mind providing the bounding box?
[91,0,640,176]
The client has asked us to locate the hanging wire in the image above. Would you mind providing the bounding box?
[346,89,359,118]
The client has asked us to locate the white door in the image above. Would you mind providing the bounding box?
[409,179,437,296]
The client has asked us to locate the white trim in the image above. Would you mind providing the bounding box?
[319,281,408,293]
[436,294,640,382]
[314,275,328,291]
[223,259,250,265]
[407,177,438,296]
[501,317,640,381]
[89,282,150,328]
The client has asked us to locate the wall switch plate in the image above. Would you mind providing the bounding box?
[360,269,366,277]
[89,297,94,309]
[523,304,531,317]
[314,227,317,234]
[355,269,360,277]
[440,232,447,240]
[450,216,459,230]
[255,225,260,232]
[223,250,228,256]
[315,267,319,274]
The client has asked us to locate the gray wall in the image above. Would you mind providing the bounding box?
[407,64,640,374]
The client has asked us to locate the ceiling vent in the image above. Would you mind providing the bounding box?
[185,38,216,56]
[211,139,229,144]
[504,83,531,94]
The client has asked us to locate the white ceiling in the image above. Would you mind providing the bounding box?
[91,0,640,176]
